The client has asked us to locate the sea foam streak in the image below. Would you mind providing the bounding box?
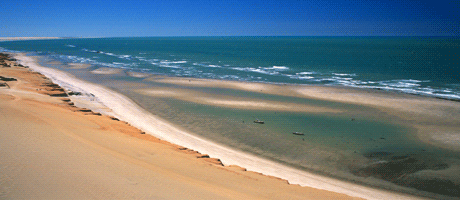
[3,39,458,101]
[14,53,416,200]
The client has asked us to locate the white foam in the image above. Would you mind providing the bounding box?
[219,75,240,79]
[15,53,418,200]
[286,74,314,80]
[332,73,356,76]
[298,72,315,75]
[270,66,289,70]
[81,49,98,53]
[379,80,421,88]
[118,55,132,59]
[66,45,76,48]
[332,76,353,81]
[231,67,280,75]
[297,76,314,80]
[160,60,187,64]
[104,52,116,56]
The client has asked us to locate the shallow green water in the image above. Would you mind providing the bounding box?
[38,57,460,199]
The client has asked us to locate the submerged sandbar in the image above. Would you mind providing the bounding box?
[9,52,460,199]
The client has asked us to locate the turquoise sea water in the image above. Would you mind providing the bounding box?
[1,37,460,100]
[2,37,460,198]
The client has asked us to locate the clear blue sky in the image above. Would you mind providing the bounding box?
[1,0,459,37]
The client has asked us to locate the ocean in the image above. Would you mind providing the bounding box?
[2,37,460,199]
[1,37,459,100]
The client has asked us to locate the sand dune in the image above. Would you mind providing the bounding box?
[0,54,367,199]
[2,53,426,199]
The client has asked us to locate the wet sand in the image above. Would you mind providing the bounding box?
[0,53,365,199]
[91,67,124,75]
[152,77,460,151]
[3,52,429,199]
[138,87,342,113]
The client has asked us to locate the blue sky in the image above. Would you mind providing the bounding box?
[1,0,459,37]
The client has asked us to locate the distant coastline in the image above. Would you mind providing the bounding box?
[3,44,460,198]
[0,37,63,41]
[0,37,94,41]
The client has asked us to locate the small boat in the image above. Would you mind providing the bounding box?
[253,119,264,124]
[292,132,304,136]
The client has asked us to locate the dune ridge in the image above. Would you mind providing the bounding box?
[1,52,370,199]
[4,52,424,199]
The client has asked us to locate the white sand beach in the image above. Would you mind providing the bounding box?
[3,53,427,199]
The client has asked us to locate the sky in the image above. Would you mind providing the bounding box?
[1,0,459,37]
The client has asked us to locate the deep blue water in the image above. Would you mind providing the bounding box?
[1,36,459,100]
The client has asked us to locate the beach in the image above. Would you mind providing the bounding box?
[2,0,459,197]
[0,53,370,199]
[1,39,459,199]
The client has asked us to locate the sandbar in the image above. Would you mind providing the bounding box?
[4,53,427,199]
[91,67,124,75]
[0,53,365,199]
[151,76,460,151]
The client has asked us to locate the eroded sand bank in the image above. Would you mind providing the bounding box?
[3,53,426,199]
[0,53,364,199]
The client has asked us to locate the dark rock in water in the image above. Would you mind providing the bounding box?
[253,120,264,124]
[292,132,304,136]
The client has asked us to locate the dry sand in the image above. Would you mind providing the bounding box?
[2,53,427,199]
[0,54,364,199]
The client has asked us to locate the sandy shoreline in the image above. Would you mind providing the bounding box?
[152,76,460,152]
[0,53,431,199]
[0,53,370,199]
